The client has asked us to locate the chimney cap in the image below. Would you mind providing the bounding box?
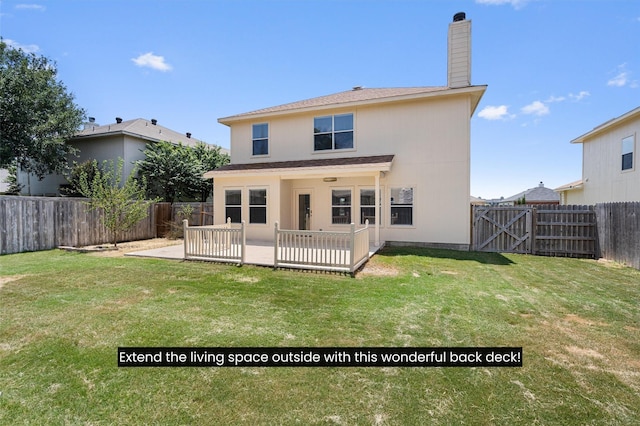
[115,117,123,124]
[453,12,466,22]
[151,118,157,125]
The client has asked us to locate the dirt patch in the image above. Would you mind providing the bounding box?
[64,238,182,258]
[564,314,609,327]
[358,262,399,277]
[0,275,27,289]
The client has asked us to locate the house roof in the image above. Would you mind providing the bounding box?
[554,180,584,192]
[218,85,487,124]
[504,182,560,203]
[571,106,640,144]
[204,154,394,178]
[73,118,204,148]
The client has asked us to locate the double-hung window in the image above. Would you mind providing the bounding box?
[225,190,242,223]
[252,123,268,156]
[360,189,381,225]
[314,113,353,151]
[249,189,267,224]
[390,187,413,226]
[622,135,634,171]
[331,189,352,224]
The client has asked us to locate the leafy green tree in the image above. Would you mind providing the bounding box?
[62,160,99,197]
[191,142,229,202]
[78,159,157,248]
[0,39,85,178]
[136,141,229,203]
[2,164,23,195]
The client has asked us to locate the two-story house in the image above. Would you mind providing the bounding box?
[556,106,640,204]
[205,13,486,250]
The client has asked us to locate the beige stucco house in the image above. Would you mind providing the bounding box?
[17,117,216,196]
[205,13,486,250]
[556,106,640,204]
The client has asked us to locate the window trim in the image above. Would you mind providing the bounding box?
[359,187,383,226]
[313,113,355,153]
[331,188,353,225]
[389,186,415,227]
[622,134,635,172]
[248,187,268,225]
[252,123,269,157]
[224,188,242,224]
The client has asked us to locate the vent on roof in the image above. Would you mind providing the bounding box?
[453,12,466,22]
[115,117,123,124]
[89,117,96,123]
[151,118,157,125]
[186,132,192,138]
[352,86,363,91]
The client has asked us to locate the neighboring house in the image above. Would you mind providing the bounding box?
[0,169,9,193]
[488,182,560,206]
[17,117,224,196]
[205,13,486,250]
[556,106,640,204]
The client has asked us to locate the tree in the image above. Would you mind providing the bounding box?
[191,142,229,202]
[78,159,157,248]
[62,160,99,197]
[136,141,229,203]
[0,39,85,178]
[2,164,23,195]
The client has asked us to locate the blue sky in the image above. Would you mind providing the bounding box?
[1,0,638,199]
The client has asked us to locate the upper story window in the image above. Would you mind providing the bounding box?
[252,123,268,156]
[622,135,634,171]
[314,113,353,151]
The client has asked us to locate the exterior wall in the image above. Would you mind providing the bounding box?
[580,118,639,203]
[216,94,473,246]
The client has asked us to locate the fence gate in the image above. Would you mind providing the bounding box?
[472,207,533,254]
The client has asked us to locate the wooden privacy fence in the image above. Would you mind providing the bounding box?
[472,205,597,258]
[183,218,245,264]
[155,202,214,237]
[0,196,156,254]
[595,202,640,270]
[274,220,370,274]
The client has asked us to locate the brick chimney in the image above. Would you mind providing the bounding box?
[448,12,471,88]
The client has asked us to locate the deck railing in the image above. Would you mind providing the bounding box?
[274,220,370,274]
[183,218,245,264]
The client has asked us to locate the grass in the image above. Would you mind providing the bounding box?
[1,247,639,425]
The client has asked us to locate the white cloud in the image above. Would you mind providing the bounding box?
[475,0,530,9]
[607,63,637,88]
[132,52,172,72]
[608,71,628,87]
[545,95,566,103]
[569,91,590,101]
[15,4,46,11]
[478,105,512,120]
[521,101,549,116]
[4,38,40,53]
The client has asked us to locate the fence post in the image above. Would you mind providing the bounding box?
[349,222,356,273]
[240,220,246,265]
[274,222,280,270]
[182,219,188,259]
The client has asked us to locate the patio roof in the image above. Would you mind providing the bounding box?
[203,154,394,178]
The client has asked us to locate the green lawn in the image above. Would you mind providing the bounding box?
[1,247,639,425]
